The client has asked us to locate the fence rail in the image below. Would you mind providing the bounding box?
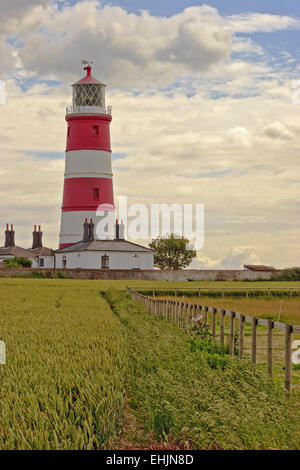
[126,287,300,394]
[131,286,300,299]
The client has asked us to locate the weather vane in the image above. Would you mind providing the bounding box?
[81,59,94,66]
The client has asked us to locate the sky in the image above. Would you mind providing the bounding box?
[0,0,300,269]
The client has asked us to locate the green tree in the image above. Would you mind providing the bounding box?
[3,257,32,268]
[149,234,196,270]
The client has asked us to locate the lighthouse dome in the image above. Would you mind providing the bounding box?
[67,65,111,116]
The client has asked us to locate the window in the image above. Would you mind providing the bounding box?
[67,126,70,137]
[101,254,109,269]
[92,125,99,135]
[39,258,44,268]
[93,188,99,200]
[62,256,67,269]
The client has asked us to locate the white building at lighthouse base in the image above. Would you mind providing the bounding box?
[55,239,154,270]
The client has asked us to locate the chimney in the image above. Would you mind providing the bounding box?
[32,225,43,249]
[83,218,89,243]
[115,219,119,240]
[10,224,15,247]
[88,218,95,241]
[119,220,125,240]
[38,225,43,248]
[32,225,38,249]
[4,224,10,247]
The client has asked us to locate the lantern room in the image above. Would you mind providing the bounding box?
[66,65,111,116]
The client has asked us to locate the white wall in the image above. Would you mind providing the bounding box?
[55,250,154,270]
[39,256,55,269]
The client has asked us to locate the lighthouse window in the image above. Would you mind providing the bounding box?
[92,125,99,135]
[101,255,109,269]
[67,126,70,136]
[93,188,99,200]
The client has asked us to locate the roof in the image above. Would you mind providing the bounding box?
[72,65,105,86]
[55,239,153,254]
[29,247,53,256]
[0,245,38,259]
[244,265,276,272]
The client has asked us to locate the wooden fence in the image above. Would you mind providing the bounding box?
[126,287,300,394]
[132,286,300,299]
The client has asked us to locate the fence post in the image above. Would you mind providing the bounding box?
[184,303,188,329]
[285,324,293,394]
[229,311,235,356]
[204,306,208,326]
[181,303,185,328]
[178,303,181,327]
[220,310,225,346]
[193,304,197,323]
[251,317,258,364]
[267,320,274,376]
[239,314,245,359]
[212,308,217,338]
[189,304,194,328]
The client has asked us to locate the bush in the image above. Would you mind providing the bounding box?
[4,257,32,268]
[30,271,45,278]
[188,336,230,370]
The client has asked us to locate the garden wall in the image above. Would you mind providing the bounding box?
[0,268,283,281]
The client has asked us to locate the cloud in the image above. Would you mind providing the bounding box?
[263,121,294,140]
[225,127,252,148]
[190,247,261,269]
[4,4,233,86]
[228,12,300,33]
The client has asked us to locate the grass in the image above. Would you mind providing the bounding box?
[156,294,300,396]
[0,281,128,449]
[0,279,299,449]
[104,289,300,450]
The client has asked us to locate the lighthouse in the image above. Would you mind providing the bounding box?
[59,63,114,248]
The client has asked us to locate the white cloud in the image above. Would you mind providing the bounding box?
[9,4,232,87]
[190,247,261,269]
[225,127,252,148]
[263,121,294,140]
[228,12,300,33]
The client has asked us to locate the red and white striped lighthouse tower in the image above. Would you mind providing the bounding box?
[59,63,114,248]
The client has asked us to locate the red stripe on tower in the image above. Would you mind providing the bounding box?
[59,63,115,248]
[62,177,114,212]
